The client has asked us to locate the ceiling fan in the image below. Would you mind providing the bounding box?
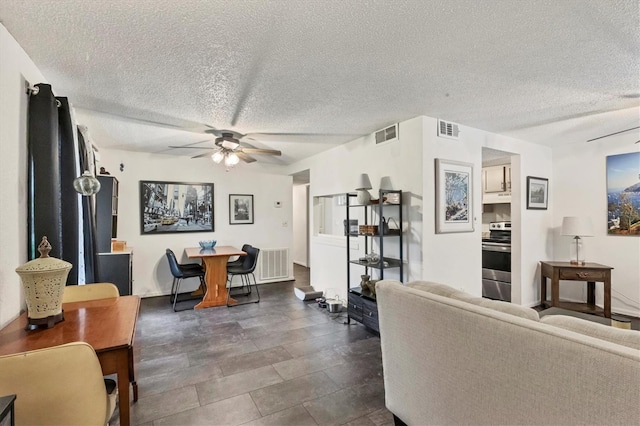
[169,131,282,167]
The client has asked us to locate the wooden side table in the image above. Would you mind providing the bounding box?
[540,261,613,318]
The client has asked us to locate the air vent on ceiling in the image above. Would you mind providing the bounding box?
[437,119,460,140]
[375,124,399,144]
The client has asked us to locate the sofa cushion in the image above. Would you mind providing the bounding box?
[404,281,539,321]
[541,315,640,351]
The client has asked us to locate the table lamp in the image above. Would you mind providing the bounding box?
[561,216,593,265]
[356,173,372,205]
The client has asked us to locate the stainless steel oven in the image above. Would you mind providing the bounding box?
[482,222,511,302]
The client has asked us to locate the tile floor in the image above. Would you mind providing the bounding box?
[111,265,392,426]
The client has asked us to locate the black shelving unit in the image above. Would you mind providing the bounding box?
[346,189,403,332]
[95,175,132,295]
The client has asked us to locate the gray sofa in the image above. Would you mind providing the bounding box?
[376,280,640,426]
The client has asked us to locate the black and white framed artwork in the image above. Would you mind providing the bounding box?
[229,194,254,225]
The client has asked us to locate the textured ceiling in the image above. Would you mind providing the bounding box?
[1,0,639,166]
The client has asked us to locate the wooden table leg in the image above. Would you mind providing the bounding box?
[115,348,131,426]
[551,271,560,308]
[587,281,595,306]
[604,273,611,318]
[128,346,138,402]
[194,256,236,308]
[540,274,547,307]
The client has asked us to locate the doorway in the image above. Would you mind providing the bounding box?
[291,169,310,269]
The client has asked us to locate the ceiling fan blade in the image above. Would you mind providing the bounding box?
[191,151,215,159]
[236,151,257,163]
[169,145,212,149]
[76,106,220,134]
[240,148,282,156]
[586,126,640,142]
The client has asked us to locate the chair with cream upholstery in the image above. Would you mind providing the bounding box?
[62,282,120,303]
[0,341,115,425]
[61,282,120,421]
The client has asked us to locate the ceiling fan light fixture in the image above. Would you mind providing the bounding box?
[225,152,240,166]
[211,150,224,163]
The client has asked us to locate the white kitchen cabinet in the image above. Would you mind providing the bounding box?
[483,166,507,193]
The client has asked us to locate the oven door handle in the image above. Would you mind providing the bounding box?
[482,244,511,253]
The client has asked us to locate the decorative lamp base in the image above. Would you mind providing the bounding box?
[356,190,371,205]
[569,260,586,265]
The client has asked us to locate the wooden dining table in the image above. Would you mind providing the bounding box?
[0,295,140,426]
[185,245,247,308]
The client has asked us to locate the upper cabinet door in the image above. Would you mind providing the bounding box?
[483,166,506,193]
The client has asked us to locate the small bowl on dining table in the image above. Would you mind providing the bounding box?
[199,240,217,250]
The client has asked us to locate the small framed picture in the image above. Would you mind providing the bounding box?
[229,194,254,224]
[526,176,548,210]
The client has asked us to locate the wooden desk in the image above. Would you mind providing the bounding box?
[540,261,613,318]
[0,296,140,426]
[185,246,246,308]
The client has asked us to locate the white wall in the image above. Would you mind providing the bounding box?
[292,184,309,266]
[553,139,640,317]
[423,116,553,305]
[0,25,48,328]
[96,149,293,297]
[286,117,425,303]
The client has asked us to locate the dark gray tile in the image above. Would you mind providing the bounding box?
[367,408,394,426]
[238,313,290,329]
[343,416,377,426]
[241,405,318,426]
[303,381,385,425]
[131,385,200,424]
[282,327,374,358]
[137,360,224,397]
[272,349,347,381]
[218,346,293,376]
[153,393,261,426]
[322,358,383,389]
[136,352,190,379]
[250,371,340,416]
[195,365,283,406]
[250,328,317,350]
[187,340,260,367]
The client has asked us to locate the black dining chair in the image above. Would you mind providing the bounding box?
[227,243,252,268]
[165,249,206,311]
[226,246,260,306]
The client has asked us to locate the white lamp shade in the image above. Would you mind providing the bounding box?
[211,150,224,163]
[356,173,372,190]
[561,217,593,237]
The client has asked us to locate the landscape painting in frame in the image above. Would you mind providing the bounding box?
[140,181,214,234]
[606,152,640,236]
[435,159,474,233]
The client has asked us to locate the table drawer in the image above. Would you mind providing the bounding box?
[348,294,363,321]
[362,299,379,332]
[559,269,607,281]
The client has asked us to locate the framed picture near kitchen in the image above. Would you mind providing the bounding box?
[526,176,549,210]
[229,194,254,224]
[435,158,474,233]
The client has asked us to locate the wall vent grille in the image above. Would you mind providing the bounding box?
[258,248,289,281]
[375,124,399,144]
[437,119,460,140]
